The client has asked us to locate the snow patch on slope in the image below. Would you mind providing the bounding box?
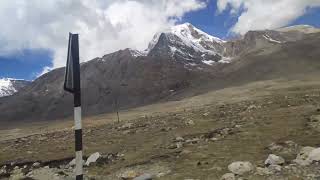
[263,34,282,43]
[128,48,147,57]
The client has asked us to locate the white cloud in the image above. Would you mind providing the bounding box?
[217,0,320,35]
[0,0,206,70]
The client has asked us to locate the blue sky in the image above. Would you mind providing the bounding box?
[0,0,320,81]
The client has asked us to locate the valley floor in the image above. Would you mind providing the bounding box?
[1,76,320,179]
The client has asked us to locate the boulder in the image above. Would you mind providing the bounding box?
[85,152,101,166]
[228,161,254,175]
[220,173,235,180]
[308,148,320,162]
[264,154,285,166]
[293,146,315,166]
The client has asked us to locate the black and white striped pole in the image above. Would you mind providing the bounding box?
[64,33,83,180]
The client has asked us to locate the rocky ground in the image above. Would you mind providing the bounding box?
[1,78,320,180]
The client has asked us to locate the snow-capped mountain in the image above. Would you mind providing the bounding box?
[0,78,30,97]
[147,23,229,65]
[0,23,319,122]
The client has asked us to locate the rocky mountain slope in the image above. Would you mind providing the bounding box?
[0,23,319,123]
[0,78,30,97]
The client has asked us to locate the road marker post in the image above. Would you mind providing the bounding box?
[64,33,83,180]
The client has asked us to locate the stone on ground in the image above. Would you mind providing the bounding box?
[294,146,315,166]
[308,148,320,162]
[220,173,236,180]
[227,161,253,175]
[264,154,285,166]
[85,152,101,166]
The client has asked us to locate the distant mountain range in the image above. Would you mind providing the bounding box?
[0,23,319,123]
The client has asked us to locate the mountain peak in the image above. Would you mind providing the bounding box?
[0,78,30,97]
[170,23,225,43]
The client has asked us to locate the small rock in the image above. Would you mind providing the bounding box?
[185,119,195,126]
[220,173,235,180]
[0,165,7,175]
[133,173,153,180]
[308,148,320,161]
[264,154,285,166]
[175,137,185,142]
[85,152,101,166]
[210,137,219,141]
[247,105,257,111]
[32,162,41,168]
[228,161,254,175]
[235,125,242,128]
[203,112,210,117]
[221,128,230,135]
[176,142,183,149]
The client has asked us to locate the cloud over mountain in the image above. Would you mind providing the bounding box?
[217,0,320,34]
[0,0,206,69]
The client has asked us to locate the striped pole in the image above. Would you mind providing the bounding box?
[64,33,83,180]
[74,92,83,180]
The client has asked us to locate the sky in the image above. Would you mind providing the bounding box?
[0,0,320,81]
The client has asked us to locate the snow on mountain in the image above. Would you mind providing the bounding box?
[148,23,225,53]
[128,48,147,57]
[147,23,228,65]
[0,78,30,97]
[263,34,282,43]
[0,78,17,97]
